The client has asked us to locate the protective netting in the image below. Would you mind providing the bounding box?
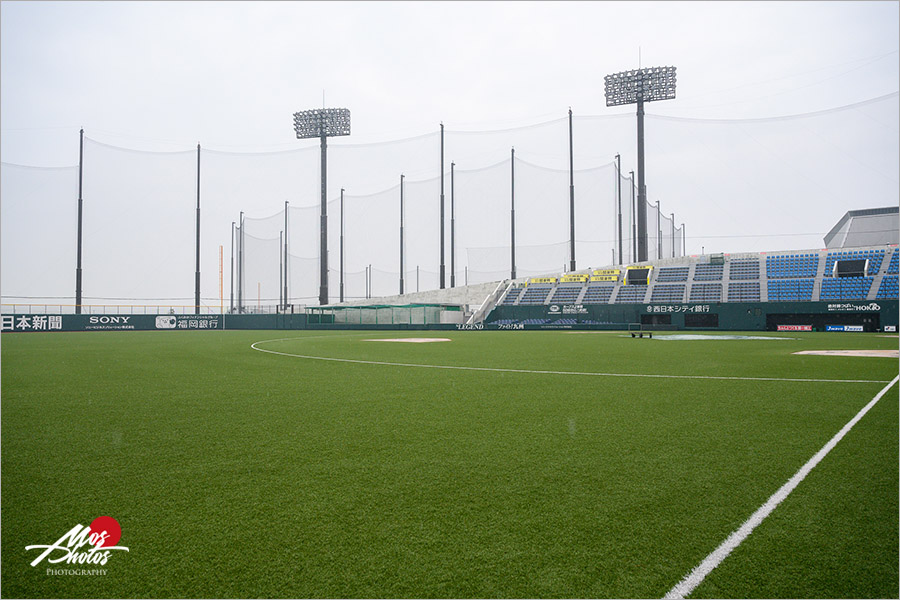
[231,154,663,307]
[1,163,79,305]
[3,92,897,309]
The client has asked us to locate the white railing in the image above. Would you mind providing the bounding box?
[466,280,510,325]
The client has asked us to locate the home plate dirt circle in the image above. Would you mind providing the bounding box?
[793,349,899,358]
[364,338,452,343]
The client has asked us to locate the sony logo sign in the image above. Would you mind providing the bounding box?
[88,316,131,324]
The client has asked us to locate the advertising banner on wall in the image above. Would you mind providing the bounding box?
[825,325,864,332]
[1,314,223,332]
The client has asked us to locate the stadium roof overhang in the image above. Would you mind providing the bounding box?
[824,206,899,248]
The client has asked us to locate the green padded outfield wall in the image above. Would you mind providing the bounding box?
[484,299,898,332]
[0,313,306,332]
[1,300,896,332]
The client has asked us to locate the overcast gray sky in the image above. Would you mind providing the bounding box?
[3,1,898,152]
[1,1,898,306]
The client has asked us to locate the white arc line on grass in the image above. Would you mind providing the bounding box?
[664,374,900,599]
[250,338,892,384]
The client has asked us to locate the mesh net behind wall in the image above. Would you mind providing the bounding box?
[6,93,896,309]
[81,140,196,307]
[1,163,79,307]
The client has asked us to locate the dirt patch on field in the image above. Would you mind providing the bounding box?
[364,338,451,343]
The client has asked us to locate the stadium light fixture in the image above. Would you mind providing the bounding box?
[605,66,676,262]
[293,108,351,305]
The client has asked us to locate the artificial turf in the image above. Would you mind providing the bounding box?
[1,329,897,598]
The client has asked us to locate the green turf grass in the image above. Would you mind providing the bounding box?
[1,330,897,598]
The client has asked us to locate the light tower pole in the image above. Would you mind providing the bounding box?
[604,66,676,262]
[293,108,351,305]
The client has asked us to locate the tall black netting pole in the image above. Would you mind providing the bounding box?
[195,144,201,314]
[400,174,405,295]
[630,171,636,263]
[450,161,456,288]
[230,221,234,313]
[568,108,576,272]
[284,201,289,307]
[440,123,446,289]
[616,154,623,265]
[657,200,662,260]
[75,128,84,314]
[279,231,283,308]
[510,147,516,280]
[671,213,675,258]
[238,211,244,312]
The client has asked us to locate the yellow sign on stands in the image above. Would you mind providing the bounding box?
[560,274,589,283]
[590,275,618,282]
[593,269,620,276]
[529,277,557,284]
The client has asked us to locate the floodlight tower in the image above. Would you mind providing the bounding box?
[604,66,676,262]
[293,108,351,305]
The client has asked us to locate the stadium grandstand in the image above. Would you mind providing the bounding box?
[483,241,897,332]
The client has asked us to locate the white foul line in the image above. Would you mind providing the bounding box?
[664,374,900,599]
[249,337,892,384]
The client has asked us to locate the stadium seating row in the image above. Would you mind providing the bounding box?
[729,259,760,280]
[650,284,686,303]
[876,275,898,299]
[693,264,724,281]
[499,287,522,305]
[766,254,818,279]
[656,267,689,282]
[518,285,553,305]
[550,284,582,303]
[497,246,897,307]
[727,282,760,302]
[819,277,873,300]
[690,283,723,302]
[767,279,814,302]
[887,250,899,275]
[581,285,615,304]
[615,286,648,304]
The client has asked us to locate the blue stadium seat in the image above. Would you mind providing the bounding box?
[656,267,689,282]
[876,275,899,299]
[518,285,553,305]
[615,286,648,304]
[689,284,723,302]
[650,284,686,303]
[581,285,615,304]
[767,279,814,302]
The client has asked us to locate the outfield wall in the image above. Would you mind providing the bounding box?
[2,300,896,332]
[484,300,897,332]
